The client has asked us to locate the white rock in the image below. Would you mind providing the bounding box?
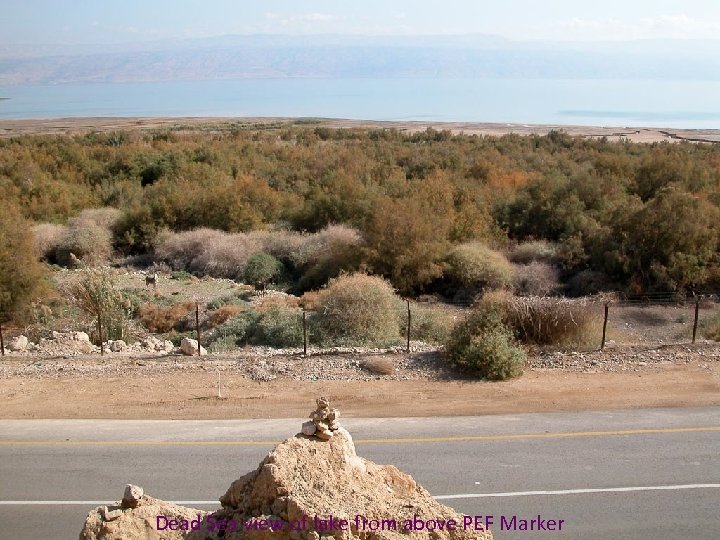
[301,421,316,436]
[109,340,127,352]
[180,337,207,356]
[72,331,90,342]
[8,335,28,351]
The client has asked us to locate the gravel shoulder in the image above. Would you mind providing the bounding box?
[1,344,718,419]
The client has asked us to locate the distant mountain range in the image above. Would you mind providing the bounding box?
[1,34,719,85]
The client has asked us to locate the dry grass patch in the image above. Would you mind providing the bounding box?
[138,302,196,333]
[479,290,602,349]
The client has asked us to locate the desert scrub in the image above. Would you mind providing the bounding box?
[137,301,196,333]
[207,309,261,348]
[400,303,458,344]
[252,304,304,347]
[699,310,720,341]
[311,273,402,346]
[512,261,560,297]
[243,252,283,285]
[32,223,68,261]
[445,242,513,290]
[478,290,601,348]
[444,308,525,380]
[508,240,558,265]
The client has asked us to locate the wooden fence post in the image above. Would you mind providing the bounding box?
[196,302,201,356]
[406,299,411,354]
[600,302,609,350]
[692,298,700,344]
[98,315,104,356]
[0,320,5,356]
[302,308,307,356]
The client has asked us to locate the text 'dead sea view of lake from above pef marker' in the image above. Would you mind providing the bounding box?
[1,78,719,129]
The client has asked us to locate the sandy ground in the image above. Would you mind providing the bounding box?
[2,116,720,143]
[1,357,718,419]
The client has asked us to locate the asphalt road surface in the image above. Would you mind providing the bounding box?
[1,407,719,540]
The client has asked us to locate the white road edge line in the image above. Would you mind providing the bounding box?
[444,483,720,499]
[2,484,719,505]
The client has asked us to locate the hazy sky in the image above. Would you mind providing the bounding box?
[4,0,720,44]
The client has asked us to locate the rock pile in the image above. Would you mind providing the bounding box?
[79,401,492,540]
[301,397,341,439]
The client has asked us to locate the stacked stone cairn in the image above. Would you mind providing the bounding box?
[300,396,340,440]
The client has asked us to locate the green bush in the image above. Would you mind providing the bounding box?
[311,273,402,346]
[207,310,261,347]
[445,242,514,290]
[444,308,525,380]
[0,205,49,325]
[243,252,282,285]
[252,304,304,347]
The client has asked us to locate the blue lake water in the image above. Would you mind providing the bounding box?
[1,78,719,129]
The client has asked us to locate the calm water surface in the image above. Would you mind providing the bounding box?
[1,78,719,128]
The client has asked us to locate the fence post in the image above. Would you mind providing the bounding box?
[98,315,104,356]
[406,299,411,354]
[600,302,609,350]
[302,308,307,356]
[196,302,201,356]
[0,320,4,356]
[692,298,700,344]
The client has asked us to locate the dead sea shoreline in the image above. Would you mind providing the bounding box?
[1,116,719,143]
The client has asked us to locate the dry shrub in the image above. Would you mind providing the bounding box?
[55,217,113,266]
[253,229,306,262]
[138,301,195,333]
[152,226,362,286]
[32,223,68,260]
[255,294,299,311]
[445,242,513,290]
[508,240,557,264]
[512,262,560,297]
[361,357,396,375]
[298,291,320,310]
[699,310,720,341]
[76,207,123,229]
[208,305,243,327]
[291,225,364,290]
[154,229,262,279]
[478,290,601,348]
[312,273,402,346]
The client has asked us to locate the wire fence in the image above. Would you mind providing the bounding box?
[197,291,720,356]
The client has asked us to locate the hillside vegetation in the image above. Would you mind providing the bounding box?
[2,126,719,296]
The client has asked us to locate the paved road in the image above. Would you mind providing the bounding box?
[1,407,719,539]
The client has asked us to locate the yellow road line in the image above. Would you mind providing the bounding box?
[0,426,718,446]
